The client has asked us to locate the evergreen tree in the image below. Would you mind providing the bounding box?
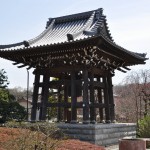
[0,69,9,102]
[0,69,26,123]
[0,69,9,88]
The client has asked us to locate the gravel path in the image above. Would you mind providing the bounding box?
[105,145,119,150]
[105,144,150,150]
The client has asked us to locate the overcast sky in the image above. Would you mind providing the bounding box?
[0,0,150,88]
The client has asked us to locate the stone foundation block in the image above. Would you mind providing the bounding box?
[58,123,136,146]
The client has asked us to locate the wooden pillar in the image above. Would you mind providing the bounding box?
[90,72,96,124]
[31,72,40,121]
[97,77,104,123]
[39,72,50,120]
[103,76,111,123]
[64,84,68,122]
[70,71,77,123]
[39,86,44,120]
[57,86,62,122]
[83,68,90,124]
[107,75,115,122]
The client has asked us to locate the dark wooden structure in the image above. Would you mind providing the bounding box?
[0,8,147,123]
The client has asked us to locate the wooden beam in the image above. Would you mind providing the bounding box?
[38,80,82,89]
[93,68,109,76]
[33,65,106,76]
[40,102,71,107]
[37,102,106,108]
[91,103,106,108]
[117,67,127,73]
[89,81,105,88]
[17,64,28,68]
[27,66,33,70]
[123,66,131,71]
[12,62,20,65]
[96,46,124,62]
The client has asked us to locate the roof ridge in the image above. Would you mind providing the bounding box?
[46,8,103,27]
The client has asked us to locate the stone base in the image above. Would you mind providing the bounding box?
[57,123,136,146]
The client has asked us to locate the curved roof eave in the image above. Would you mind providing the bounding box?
[0,35,147,63]
[99,34,148,61]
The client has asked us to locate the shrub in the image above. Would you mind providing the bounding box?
[5,121,65,139]
[138,115,150,138]
[1,128,60,150]
[2,122,65,150]
[0,101,26,123]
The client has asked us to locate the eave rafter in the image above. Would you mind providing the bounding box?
[91,46,128,73]
[2,43,129,74]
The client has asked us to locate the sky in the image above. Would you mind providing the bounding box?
[0,0,150,89]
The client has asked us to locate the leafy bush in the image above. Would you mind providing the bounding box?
[8,102,26,121]
[138,115,150,138]
[0,101,26,123]
[0,88,9,101]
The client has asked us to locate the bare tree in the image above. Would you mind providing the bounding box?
[8,87,33,101]
[114,69,150,123]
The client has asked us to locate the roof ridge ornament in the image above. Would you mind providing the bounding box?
[95,8,103,20]
[83,9,111,38]
[46,18,53,29]
[23,41,30,47]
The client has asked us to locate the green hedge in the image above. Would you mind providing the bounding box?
[138,115,150,138]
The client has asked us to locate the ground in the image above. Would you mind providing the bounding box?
[0,127,105,150]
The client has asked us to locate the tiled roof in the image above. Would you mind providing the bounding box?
[0,8,147,62]
[0,8,113,50]
[28,8,113,46]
